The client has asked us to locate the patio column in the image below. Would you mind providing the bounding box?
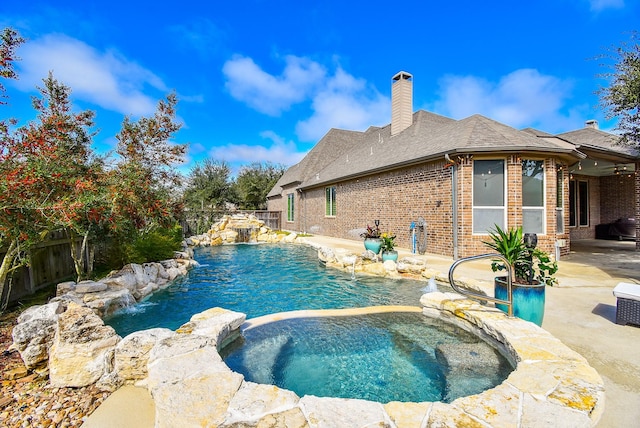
[636,161,640,251]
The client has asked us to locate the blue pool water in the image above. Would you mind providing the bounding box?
[221,312,512,403]
[106,244,436,336]
[106,243,513,403]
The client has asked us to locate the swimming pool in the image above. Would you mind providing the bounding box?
[106,244,436,337]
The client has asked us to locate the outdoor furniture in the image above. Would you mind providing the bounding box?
[613,282,640,326]
[596,217,636,240]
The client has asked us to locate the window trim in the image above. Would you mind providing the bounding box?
[556,167,564,234]
[325,186,336,217]
[521,159,546,235]
[569,179,589,228]
[287,193,294,222]
[472,159,506,235]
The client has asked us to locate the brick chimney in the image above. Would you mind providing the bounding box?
[391,71,413,136]
[585,119,599,129]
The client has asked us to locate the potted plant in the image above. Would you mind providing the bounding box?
[360,221,382,254]
[483,225,558,326]
[380,232,398,261]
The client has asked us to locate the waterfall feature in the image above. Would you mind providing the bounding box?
[233,227,255,243]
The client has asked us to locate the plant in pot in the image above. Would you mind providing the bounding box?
[360,221,382,254]
[380,232,398,262]
[483,225,558,326]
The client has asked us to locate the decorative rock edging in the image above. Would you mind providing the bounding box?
[11,250,197,374]
[9,228,605,426]
[116,302,603,427]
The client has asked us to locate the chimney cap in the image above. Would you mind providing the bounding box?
[393,71,413,81]
[585,119,599,129]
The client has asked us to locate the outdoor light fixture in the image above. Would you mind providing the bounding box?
[524,233,538,283]
[524,233,538,249]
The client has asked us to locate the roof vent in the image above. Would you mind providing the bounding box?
[585,119,599,129]
[391,71,413,136]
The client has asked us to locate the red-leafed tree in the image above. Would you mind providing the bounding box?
[0,27,187,311]
[0,72,100,307]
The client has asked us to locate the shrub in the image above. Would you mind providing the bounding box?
[126,224,183,264]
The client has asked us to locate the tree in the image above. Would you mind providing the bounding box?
[234,162,285,210]
[108,93,187,265]
[0,27,24,105]
[597,32,640,145]
[183,159,234,210]
[0,72,98,306]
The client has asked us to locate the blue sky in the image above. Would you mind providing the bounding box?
[1,1,638,175]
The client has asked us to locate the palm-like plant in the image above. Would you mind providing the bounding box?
[484,225,558,286]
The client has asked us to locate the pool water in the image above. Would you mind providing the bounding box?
[221,312,513,403]
[106,244,437,337]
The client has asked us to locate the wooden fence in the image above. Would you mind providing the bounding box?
[182,210,281,236]
[1,231,81,305]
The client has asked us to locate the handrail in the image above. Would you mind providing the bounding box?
[448,253,513,317]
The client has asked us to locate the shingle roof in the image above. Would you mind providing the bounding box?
[556,127,638,158]
[299,112,583,189]
[271,108,639,195]
[266,128,363,198]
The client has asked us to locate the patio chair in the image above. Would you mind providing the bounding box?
[613,282,640,326]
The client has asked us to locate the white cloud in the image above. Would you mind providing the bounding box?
[222,55,390,141]
[589,0,625,12]
[14,34,166,117]
[207,131,308,167]
[222,55,326,116]
[296,67,389,141]
[431,69,582,132]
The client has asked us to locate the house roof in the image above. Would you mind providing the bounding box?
[269,108,637,195]
[297,112,584,189]
[556,127,638,159]
[266,128,362,198]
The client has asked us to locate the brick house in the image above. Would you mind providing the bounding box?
[267,71,639,259]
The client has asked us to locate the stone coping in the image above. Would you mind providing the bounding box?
[242,305,423,329]
[140,297,604,427]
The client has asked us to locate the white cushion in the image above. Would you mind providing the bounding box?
[613,282,640,302]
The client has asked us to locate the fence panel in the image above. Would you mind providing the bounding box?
[1,234,78,305]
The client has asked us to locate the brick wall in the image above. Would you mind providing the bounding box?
[600,174,635,223]
[299,161,454,255]
[270,155,573,259]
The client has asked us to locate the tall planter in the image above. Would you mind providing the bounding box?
[363,238,383,254]
[494,276,545,326]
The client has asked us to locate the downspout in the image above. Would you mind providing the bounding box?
[452,161,459,260]
[298,188,306,234]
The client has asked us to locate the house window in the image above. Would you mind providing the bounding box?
[556,167,564,233]
[325,186,336,217]
[473,159,505,233]
[522,160,545,234]
[287,193,294,222]
[569,180,589,227]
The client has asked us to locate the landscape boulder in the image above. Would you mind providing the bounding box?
[11,301,65,369]
[48,303,121,387]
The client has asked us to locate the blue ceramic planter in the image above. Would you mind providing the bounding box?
[381,250,398,262]
[363,238,383,254]
[494,277,545,326]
